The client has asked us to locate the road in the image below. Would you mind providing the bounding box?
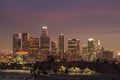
[0,70,120,80]
[34,74,120,80]
[0,70,32,80]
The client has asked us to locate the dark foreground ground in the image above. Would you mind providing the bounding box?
[0,70,120,80]
[34,74,120,80]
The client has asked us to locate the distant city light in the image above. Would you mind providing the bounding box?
[118,52,120,56]
[98,40,101,46]
[60,33,64,35]
[88,38,94,41]
[11,27,115,63]
[42,26,47,29]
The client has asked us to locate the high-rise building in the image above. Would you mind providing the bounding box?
[21,33,30,52]
[58,34,64,58]
[102,50,113,60]
[29,37,39,57]
[40,26,50,54]
[95,40,101,51]
[82,44,88,61]
[13,33,30,53]
[51,41,57,54]
[82,38,102,61]
[87,38,95,61]
[66,39,80,61]
[94,40,102,59]
[68,39,80,54]
[13,33,22,52]
[88,38,94,49]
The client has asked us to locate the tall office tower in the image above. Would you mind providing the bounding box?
[88,38,94,49]
[13,33,22,52]
[21,33,30,52]
[94,40,101,51]
[82,44,88,61]
[94,40,101,59]
[68,39,80,54]
[51,41,57,54]
[29,37,39,57]
[102,50,113,60]
[58,34,64,58]
[88,38,95,61]
[40,26,50,54]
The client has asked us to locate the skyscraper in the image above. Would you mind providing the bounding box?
[88,38,96,61]
[13,33,30,53]
[94,40,103,59]
[88,38,94,49]
[68,39,80,54]
[58,34,64,58]
[29,37,39,57]
[102,50,113,60]
[82,44,88,61]
[51,41,57,54]
[21,33,30,52]
[95,40,101,51]
[13,33,22,52]
[66,39,80,61]
[40,26,50,54]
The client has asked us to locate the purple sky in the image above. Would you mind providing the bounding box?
[0,0,120,52]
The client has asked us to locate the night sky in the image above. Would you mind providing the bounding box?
[0,0,120,52]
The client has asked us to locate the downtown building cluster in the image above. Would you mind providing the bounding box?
[13,27,113,64]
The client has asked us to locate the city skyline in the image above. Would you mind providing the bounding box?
[0,0,120,52]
